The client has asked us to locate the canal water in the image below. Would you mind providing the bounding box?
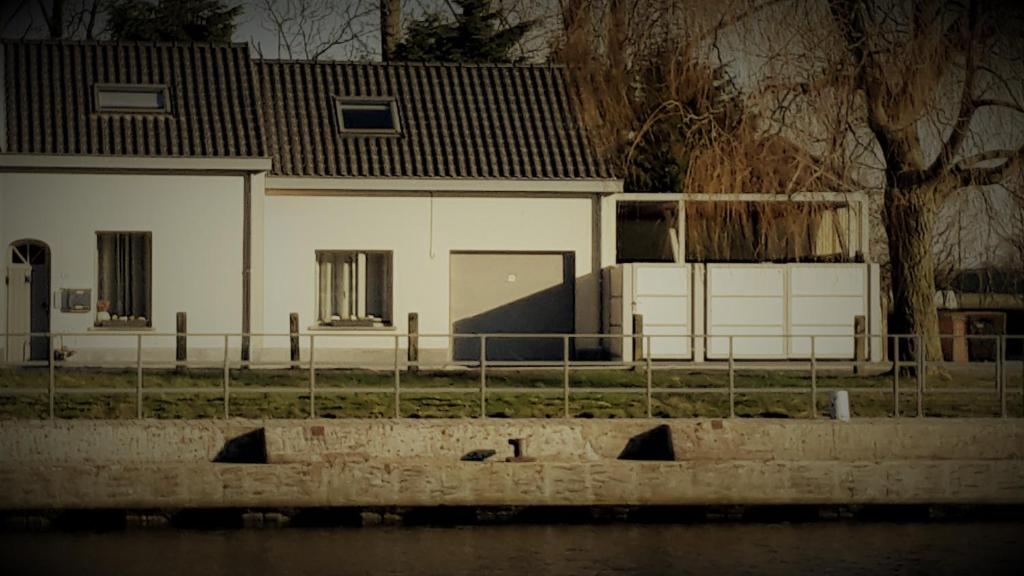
[1,522,1020,575]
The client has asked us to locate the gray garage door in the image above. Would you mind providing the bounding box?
[451,252,575,361]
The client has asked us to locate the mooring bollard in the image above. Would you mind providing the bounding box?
[829,390,850,422]
[506,438,535,462]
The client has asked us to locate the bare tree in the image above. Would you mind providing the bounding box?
[3,0,103,39]
[256,0,378,60]
[717,0,1024,360]
[380,0,400,61]
[825,0,1023,359]
[38,0,65,37]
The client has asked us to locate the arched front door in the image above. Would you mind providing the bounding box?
[6,240,51,362]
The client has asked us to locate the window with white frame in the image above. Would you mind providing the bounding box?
[316,251,393,327]
[94,84,169,113]
[335,98,400,134]
[96,232,152,327]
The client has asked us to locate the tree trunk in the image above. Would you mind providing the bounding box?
[885,184,943,363]
[380,0,401,61]
[45,0,67,38]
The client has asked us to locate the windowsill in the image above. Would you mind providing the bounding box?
[308,324,395,332]
[89,324,154,332]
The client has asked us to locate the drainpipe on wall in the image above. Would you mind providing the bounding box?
[242,173,252,364]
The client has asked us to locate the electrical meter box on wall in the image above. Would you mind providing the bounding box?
[61,289,91,313]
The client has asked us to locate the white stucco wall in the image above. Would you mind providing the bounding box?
[0,179,6,361]
[261,192,599,363]
[0,172,244,362]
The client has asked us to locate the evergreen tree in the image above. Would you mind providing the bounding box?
[107,0,242,43]
[393,0,533,63]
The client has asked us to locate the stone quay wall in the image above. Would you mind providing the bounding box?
[1,419,1021,510]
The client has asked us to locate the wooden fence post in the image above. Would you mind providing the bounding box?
[854,315,866,375]
[289,313,300,369]
[632,314,644,371]
[175,312,187,374]
[408,312,419,374]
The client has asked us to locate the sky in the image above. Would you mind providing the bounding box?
[0,0,557,61]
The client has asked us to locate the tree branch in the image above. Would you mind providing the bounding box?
[699,0,794,44]
[910,0,979,186]
[974,98,1024,115]
[954,144,1024,187]
[828,0,892,139]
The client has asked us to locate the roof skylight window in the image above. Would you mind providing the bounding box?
[336,98,399,134]
[95,84,169,113]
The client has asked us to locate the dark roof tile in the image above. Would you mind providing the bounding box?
[255,60,611,179]
[3,41,611,180]
[3,40,266,158]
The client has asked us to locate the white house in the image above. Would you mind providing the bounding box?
[0,40,879,367]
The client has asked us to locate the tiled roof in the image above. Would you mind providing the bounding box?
[255,60,611,179]
[2,41,612,180]
[3,40,266,158]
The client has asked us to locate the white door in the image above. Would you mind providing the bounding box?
[6,264,31,363]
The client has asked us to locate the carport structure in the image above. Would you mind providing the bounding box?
[601,192,883,363]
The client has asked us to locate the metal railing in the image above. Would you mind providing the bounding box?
[0,331,1021,420]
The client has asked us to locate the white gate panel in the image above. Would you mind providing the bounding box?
[644,325,694,358]
[633,264,691,359]
[706,266,786,359]
[787,265,868,359]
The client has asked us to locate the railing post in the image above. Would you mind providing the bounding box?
[48,332,55,420]
[136,333,144,420]
[393,335,401,418]
[810,335,817,419]
[632,314,644,370]
[853,315,866,375]
[921,332,929,416]
[728,335,735,418]
[223,334,230,419]
[998,335,1007,419]
[309,334,316,419]
[892,335,900,418]
[645,335,653,418]
[563,335,570,419]
[480,335,487,419]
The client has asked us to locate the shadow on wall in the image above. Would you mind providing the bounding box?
[618,424,675,461]
[213,429,267,464]
[452,256,575,362]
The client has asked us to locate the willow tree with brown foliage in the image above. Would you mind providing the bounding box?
[553,0,857,262]
[821,0,1024,359]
